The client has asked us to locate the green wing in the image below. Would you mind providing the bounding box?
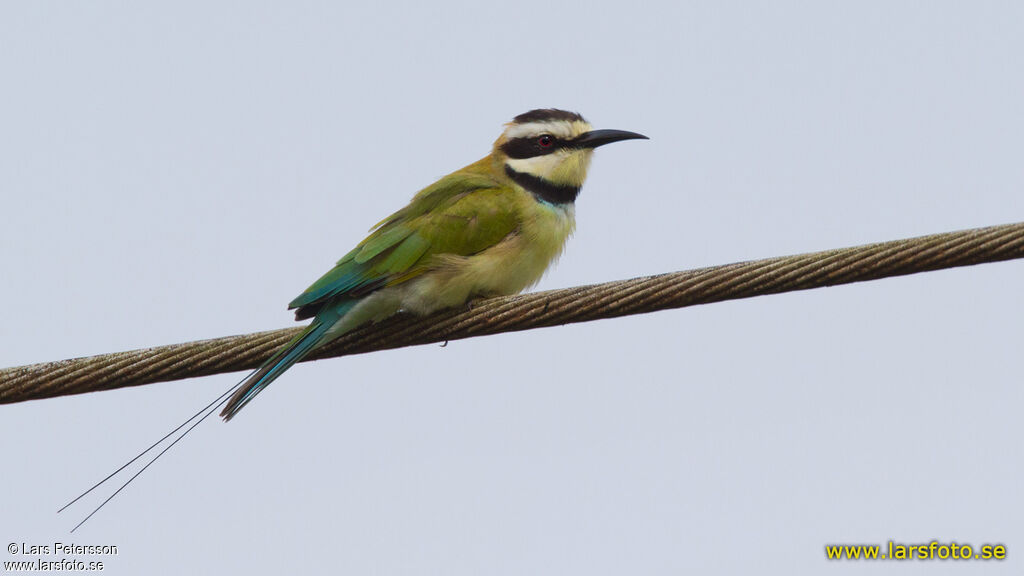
[289,172,520,320]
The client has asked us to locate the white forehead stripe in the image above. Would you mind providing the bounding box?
[504,120,590,140]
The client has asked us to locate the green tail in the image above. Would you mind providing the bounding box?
[220,302,353,420]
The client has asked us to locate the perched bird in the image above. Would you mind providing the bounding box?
[61,109,646,532]
[220,109,647,420]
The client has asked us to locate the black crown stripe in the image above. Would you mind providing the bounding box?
[512,109,586,125]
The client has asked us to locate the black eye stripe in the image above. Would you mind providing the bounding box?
[500,135,567,159]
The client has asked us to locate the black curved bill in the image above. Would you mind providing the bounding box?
[573,129,649,149]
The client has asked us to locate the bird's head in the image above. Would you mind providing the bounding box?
[493,109,647,204]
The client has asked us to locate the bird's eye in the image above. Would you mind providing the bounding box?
[537,134,554,148]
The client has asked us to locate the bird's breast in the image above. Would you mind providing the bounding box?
[399,201,575,315]
[484,201,576,293]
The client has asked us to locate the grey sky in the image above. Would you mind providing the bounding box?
[2,2,1021,574]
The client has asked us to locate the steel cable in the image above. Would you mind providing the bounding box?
[2,221,1022,404]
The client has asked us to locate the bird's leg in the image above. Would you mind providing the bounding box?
[464,297,488,311]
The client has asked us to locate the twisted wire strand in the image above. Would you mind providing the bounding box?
[2,221,1022,405]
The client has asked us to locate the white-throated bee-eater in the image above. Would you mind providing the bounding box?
[61,109,646,531]
[219,109,647,420]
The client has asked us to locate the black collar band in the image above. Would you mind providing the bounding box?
[505,165,580,204]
